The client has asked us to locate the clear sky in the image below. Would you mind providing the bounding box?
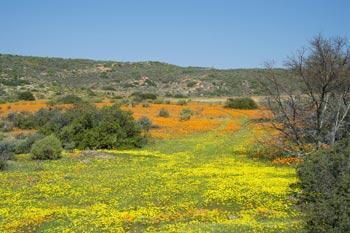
[1,0,349,68]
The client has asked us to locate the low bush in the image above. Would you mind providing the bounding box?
[158,108,170,118]
[53,95,83,104]
[179,108,193,121]
[0,140,15,170]
[224,97,257,109]
[177,99,189,105]
[102,86,116,91]
[137,116,153,132]
[6,112,36,129]
[297,140,350,232]
[0,120,14,132]
[131,92,157,101]
[153,99,165,104]
[31,135,63,160]
[15,133,44,154]
[0,78,30,87]
[172,93,188,98]
[17,91,35,101]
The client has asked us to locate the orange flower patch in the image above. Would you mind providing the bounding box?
[1,100,269,139]
[272,157,303,165]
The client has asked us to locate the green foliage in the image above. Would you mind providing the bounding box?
[179,108,193,121]
[158,108,170,118]
[0,78,29,86]
[297,140,350,232]
[224,97,257,109]
[131,92,157,101]
[41,103,145,149]
[176,99,189,105]
[6,112,37,129]
[0,141,15,170]
[187,80,197,87]
[99,72,109,79]
[137,116,153,132]
[14,134,44,154]
[102,86,116,91]
[17,91,35,101]
[53,95,83,104]
[0,54,295,97]
[30,135,63,160]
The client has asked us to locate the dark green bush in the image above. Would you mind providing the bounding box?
[41,103,145,149]
[224,97,257,109]
[179,108,193,121]
[158,108,170,118]
[17,91,35,101]
[31,135,63,160]
[297,140,350,232]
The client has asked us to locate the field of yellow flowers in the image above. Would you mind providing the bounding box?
[0,102,303,232]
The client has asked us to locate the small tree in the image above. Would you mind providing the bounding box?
[259,35,350,153]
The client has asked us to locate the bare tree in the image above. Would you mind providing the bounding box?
[259,35,350,154]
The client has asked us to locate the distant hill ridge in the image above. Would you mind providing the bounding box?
[0,53,290,97]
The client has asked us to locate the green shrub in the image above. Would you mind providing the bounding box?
[17,91,35,101]
[54,103,144,149]
[15,133,44,154]
[224,97,257,109]
[131,92,157,101]
[297,140,350,232]
[6,112,36,129]
[0,120,14,132]
[187,80,197,87]
[177,99,189,105]
[153,99,165,104]
[179,108,193,121]
[0,78,29,86]
[172,93,188,98]
[137,116,152,132]
[0,140,15,170]
[102,86,116,91]
[30,135,63,160]
[158,108,170,118]
[53,95,83,104]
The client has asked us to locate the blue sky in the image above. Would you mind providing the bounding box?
[1,0,349,68]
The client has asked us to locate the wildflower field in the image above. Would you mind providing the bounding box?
[0,101,303,232]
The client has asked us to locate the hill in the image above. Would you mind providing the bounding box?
[0,54,290,101]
